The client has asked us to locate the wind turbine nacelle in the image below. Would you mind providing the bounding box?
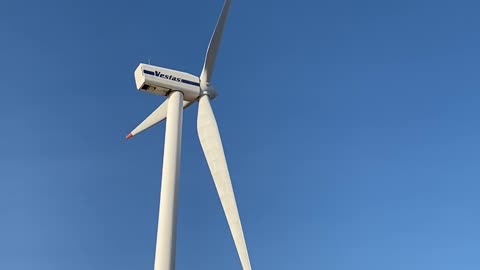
[134,64,201,101]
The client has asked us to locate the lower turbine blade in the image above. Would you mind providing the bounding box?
[126,99,192,139]
[197,95,252,270]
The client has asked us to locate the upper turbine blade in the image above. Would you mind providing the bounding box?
[200,0,232,84]
[197,95,251,270]
[126,99,193,139]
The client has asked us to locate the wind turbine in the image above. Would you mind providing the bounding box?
[126,0,251,269]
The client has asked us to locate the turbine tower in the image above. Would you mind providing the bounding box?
[126,1,252,269]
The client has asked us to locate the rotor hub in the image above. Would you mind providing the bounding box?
[200,81,218,100]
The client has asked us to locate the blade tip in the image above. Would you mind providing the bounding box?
[126,133,133,140]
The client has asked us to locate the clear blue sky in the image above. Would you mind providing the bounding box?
[1,0,480,269]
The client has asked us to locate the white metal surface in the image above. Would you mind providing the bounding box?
[200,0,232,86]
[197,95,252,270]
[134,64,200,101]
[154,91,184,270]
[126,99,192,139]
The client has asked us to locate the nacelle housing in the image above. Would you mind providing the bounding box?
[134,64,201,101]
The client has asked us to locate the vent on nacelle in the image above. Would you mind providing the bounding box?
[138,82,170,97]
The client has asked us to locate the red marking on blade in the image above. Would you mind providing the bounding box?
[126,133,133,140]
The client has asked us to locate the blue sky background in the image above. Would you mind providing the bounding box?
[1,0,480,269]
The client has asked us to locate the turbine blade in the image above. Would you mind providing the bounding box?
[126,99,193,139]
[200,0,232,84]
[197,95,251,270]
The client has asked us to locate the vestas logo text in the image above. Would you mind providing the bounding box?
[152,70,182,82]
[143,69,200,87]
[143,69,182,82]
